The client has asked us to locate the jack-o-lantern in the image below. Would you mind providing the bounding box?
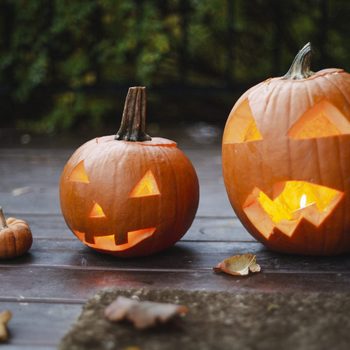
[60,87,199,257]
[222,43,350,255]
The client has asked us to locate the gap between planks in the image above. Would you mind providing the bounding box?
[5,212,238,220]
[0,263,347,275]
[33,237,256,243]
[0,296,85,304]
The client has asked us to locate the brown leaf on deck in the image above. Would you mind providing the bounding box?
[213,254,261,276]
[105,296,188,329]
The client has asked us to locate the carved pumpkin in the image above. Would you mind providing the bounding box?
[222,43,350,255]
[60,87,199,257]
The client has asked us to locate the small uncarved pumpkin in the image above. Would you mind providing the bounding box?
[0,207,33,259]
[60,87,199,257]
[223,43,350,255]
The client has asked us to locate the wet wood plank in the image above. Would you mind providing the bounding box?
[1,267,350,302]
[2,346,55,350]
[0,302,81,349]
[2,214,252,242]
[0,147,232,217]
[1,239,350,273]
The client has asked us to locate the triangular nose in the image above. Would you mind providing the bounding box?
[89,202,106,218]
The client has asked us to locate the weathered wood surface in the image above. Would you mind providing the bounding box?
[2,239,350,272]
[0,148,233,217]
[2,302,82,348]
[0,146,349,349]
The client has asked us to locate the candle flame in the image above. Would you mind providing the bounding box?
[300,194,307,209]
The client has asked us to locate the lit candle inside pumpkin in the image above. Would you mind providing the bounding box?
[299,194,315,210]
[299,194,307,209]
[291,193,316,220]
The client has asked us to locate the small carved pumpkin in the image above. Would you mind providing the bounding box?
[0,207,33,259]
[60,87,199,257]
[223,43,350,255]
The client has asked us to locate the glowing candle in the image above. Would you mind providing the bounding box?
[299,194,307,209]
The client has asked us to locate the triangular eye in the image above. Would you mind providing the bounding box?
[129,170,160,198]
[288,100,350,139]
[89,202,106,218]
[223,98,263,144]
[68,160,90,183]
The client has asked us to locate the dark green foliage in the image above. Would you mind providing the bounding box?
[1,0,350,132]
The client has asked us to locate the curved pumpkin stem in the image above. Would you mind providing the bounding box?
[115,86,152,142]
[0,207,8,229]
[283,42,314,80]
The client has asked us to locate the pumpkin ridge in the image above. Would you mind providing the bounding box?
[159,146,178,249]
[315,74,350,253]
[0,208,32,259]
[323,74,350,114]
[334,137,347,253]
[60,87,199,257]
[285,81,294,191]
[303,79,325,234]
[223,44,350,255]
[256,79,284,191]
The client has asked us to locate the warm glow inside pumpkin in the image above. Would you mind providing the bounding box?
[68,160,90,183]
[288,99,350,139]
[60,87,199,257]
[89,202,106,218]
[222,98,263,143]
[222,43,350,255]
[68,166,160,247]
[74,227,156,251]
[243,181,343,238]
[129,170,160,198]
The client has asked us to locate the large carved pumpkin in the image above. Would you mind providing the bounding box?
[222,43,350,255]
[60,87,199,257]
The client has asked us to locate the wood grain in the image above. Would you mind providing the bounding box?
[1,239,350,273]
[0,302,81,348]
[3,214,253,242]
[1,267,350,302]
[0,147,232,217]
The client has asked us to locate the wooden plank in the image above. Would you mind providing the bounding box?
[2,346,55,350]
[0,187,233,217]
[0,267,350,302]
[1,239,350,273]
[0,147,233,217]
[2,214,251,242]
[0,302,81,348]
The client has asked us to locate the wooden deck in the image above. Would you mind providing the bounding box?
[1,142,350,349]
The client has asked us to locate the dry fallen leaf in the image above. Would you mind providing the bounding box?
[0,310,12,342]
[213,254,261,276]
[105,296,188,329]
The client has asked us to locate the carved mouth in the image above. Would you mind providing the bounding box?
[243,181,343,238]
[74,227,156,251]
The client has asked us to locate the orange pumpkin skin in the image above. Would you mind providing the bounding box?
[0,209,33,259]
[222,44,350,255]
[60,88,199,257]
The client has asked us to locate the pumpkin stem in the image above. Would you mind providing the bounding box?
[0,207,8,229]
[115,86,152,142]
[283,42,314,80]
